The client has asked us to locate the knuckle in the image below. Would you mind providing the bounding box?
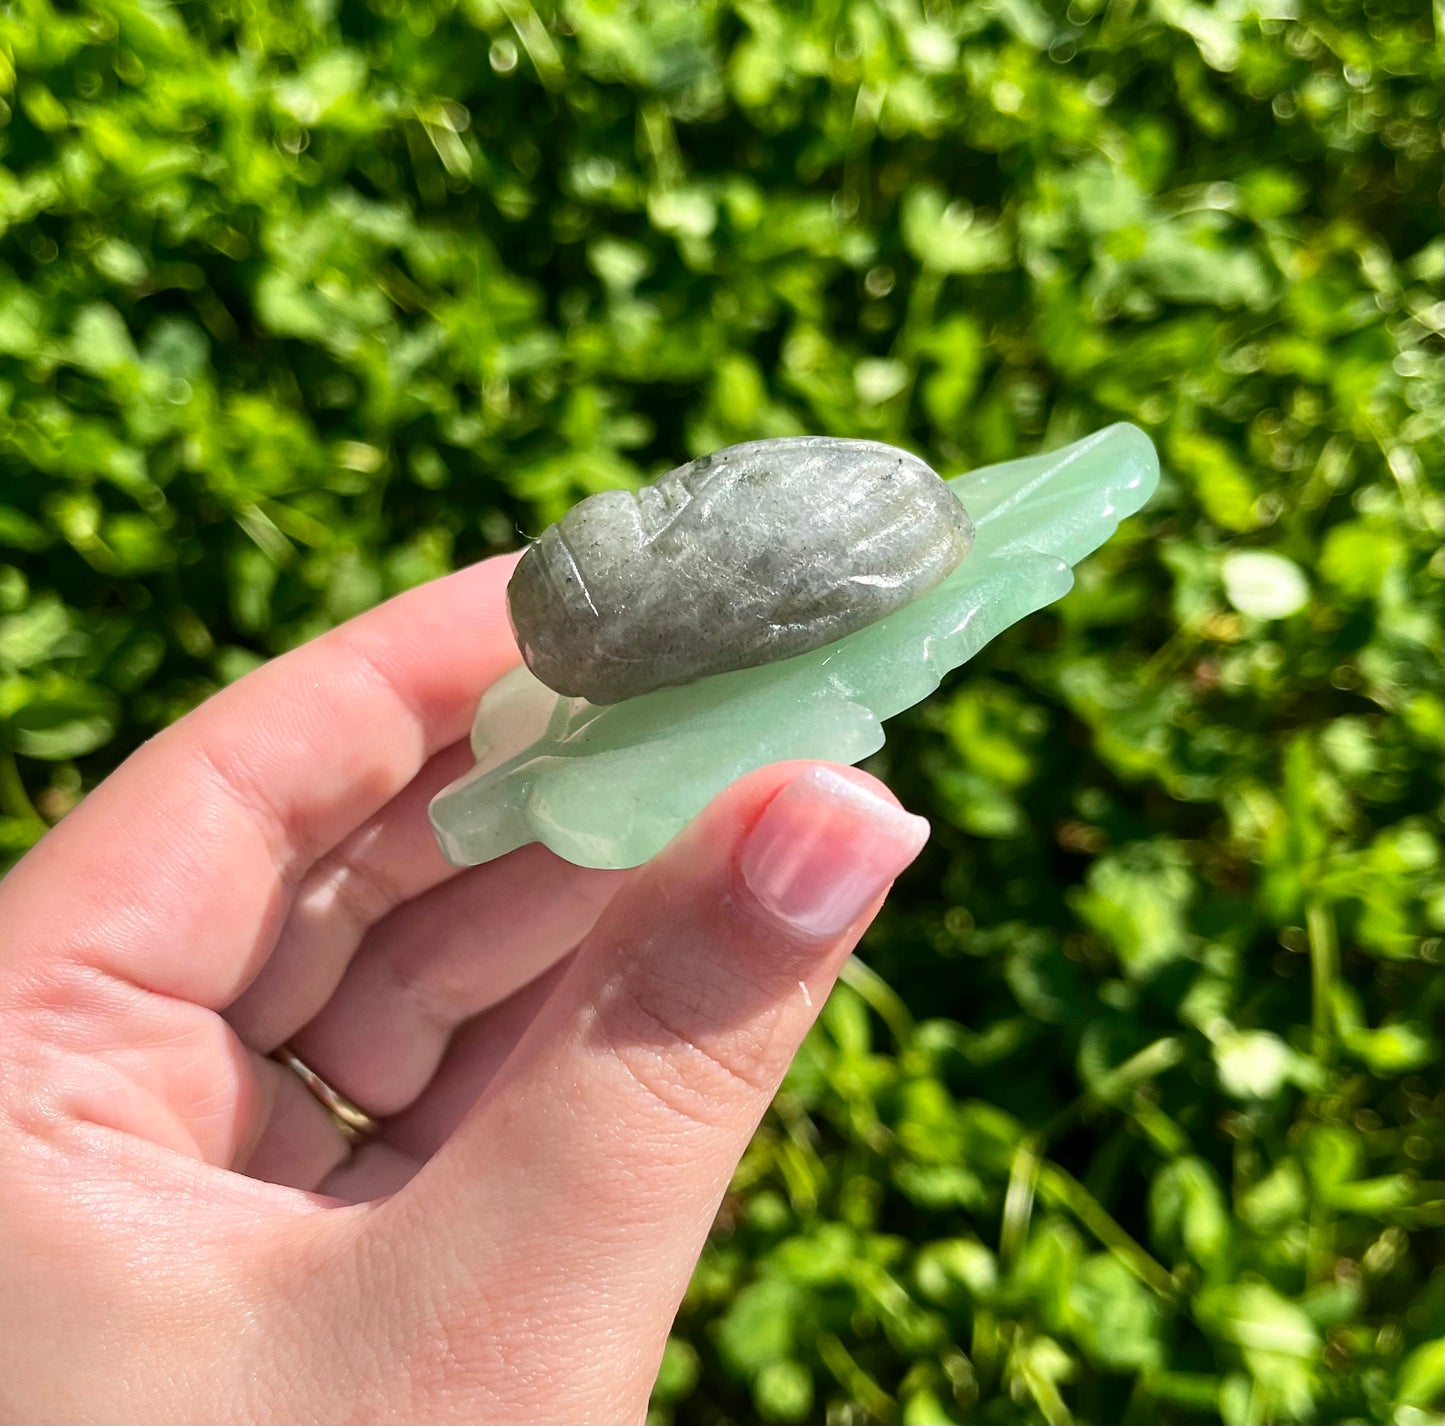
[592,946,790,1134]
[334,626,433,742]
[318,848,411,941]
[187,732,306,878]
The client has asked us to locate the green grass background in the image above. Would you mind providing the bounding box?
[0,2,1441,1422]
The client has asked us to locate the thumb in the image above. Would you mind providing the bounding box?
[369,762,929,1422]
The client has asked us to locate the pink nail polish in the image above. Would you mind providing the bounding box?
[738,768,931,937]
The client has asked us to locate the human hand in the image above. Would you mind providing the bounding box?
[0,554,929,1424]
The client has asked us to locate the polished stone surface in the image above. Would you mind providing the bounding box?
[432,424,1160,870]
[507,436,974,704]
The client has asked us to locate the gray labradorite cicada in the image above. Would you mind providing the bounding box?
[506,436,975,705]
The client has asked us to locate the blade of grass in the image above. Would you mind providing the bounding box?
[1037,1162,1176,1298]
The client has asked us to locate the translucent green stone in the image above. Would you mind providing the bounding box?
[430,423,1159,869]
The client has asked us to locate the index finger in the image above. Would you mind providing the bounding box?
[0,554,522,1010]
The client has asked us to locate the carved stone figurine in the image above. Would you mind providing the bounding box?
[506,435,974,705]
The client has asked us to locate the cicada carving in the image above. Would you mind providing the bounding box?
[507,436,974,705]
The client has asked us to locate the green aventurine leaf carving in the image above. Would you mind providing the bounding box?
[430,424,1159,869]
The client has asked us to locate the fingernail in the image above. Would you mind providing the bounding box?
[738,768,931,937]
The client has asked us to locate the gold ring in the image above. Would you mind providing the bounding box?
[271,1044,381,1146]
